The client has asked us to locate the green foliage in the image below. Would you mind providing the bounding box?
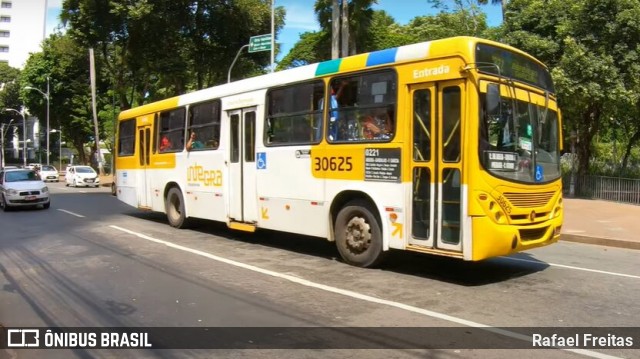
[21,33,110,165]
[62,0,285,109]
[0,62,22,117]
[497,0,640,177]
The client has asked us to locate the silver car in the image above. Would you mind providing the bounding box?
[39,165,60,182]
[0,169,50,211]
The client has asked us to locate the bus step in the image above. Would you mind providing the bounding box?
[228,221,257,232]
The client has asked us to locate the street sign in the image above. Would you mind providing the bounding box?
[249,34,272,53]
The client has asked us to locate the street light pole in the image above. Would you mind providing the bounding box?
[24,77,50,165]
[1,119,15,168]
[570,130,577,198]
[51,128,62,171]
[4,108,26,167]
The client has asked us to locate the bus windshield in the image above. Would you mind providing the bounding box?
[479,92,561,184]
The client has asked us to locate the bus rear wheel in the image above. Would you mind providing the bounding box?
[165,187,189,229]
[334,200,385,268]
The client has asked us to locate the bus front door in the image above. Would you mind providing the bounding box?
[409,80,464,253]
[137,124,152,208]
[228,107,258,224]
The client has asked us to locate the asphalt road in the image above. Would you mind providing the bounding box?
[0,182,638,359]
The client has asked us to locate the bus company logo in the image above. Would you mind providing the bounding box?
[413,65,450,79]
[7,329,40,347]
[187,163,222,187]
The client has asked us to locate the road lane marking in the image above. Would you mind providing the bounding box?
[109,224,621,359]
[503,257,640,280]
[57,209,85,218]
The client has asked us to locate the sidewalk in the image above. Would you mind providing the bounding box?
[562,198,640,250]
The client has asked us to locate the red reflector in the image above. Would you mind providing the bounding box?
[385,207,394,212]
[311,201,318,206]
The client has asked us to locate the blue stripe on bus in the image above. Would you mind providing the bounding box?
[366,48,398,67]
[315,59,342,76]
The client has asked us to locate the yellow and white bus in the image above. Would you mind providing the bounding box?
[115,36,563,267]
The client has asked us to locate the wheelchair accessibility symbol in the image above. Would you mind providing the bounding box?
[535,165,544,182]
[257,152,267,170]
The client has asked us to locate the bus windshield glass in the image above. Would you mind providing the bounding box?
[479,93,561,184]
[475,43,555,93]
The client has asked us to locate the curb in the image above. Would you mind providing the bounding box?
[561,234,640,251]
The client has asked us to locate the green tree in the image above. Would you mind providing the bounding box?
[501,0,640,176]
[61,0,285,110]
[22,33,111,166]
[0,63,21,115]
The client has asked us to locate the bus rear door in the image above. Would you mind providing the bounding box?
[136,123,152,208]
[228,107,258,224]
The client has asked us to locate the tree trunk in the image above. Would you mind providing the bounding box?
[576,105,601,176]
[340,0,349,57]
[620,129,640,176]
[332,0,339,59]
[501,0,508,21]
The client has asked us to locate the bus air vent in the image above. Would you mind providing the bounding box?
[503,192,555,208]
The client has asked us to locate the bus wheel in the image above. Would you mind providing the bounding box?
[334,200,385,268]
[165,187,189,228]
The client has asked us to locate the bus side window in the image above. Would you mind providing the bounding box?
[158,108,186,152]
[265,80,324,146]
[328,70,397,143]
[188,99,221,151]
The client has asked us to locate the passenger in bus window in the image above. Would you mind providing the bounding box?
[159,135,172,151]
[361,108,393,140]
[186,130,204,151]
[328,80,348,140]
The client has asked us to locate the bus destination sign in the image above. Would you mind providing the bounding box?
[485,151,518,171]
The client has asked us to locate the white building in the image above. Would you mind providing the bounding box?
[0,0,47,69]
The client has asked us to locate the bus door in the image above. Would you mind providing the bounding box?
[228,107,258,223]
[409,80,464,253]
[136,123,152,208]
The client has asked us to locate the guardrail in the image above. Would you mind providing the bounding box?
[563,174,640,205]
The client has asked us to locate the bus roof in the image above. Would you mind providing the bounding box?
[119,36,544,119]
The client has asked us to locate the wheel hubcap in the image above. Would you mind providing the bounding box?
[344,216,371,254]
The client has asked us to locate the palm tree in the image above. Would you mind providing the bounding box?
[314,0,378,57]
[477,0,507,21]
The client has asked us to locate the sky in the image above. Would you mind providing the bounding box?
[45,0,503,62]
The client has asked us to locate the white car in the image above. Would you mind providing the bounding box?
[39,165,60,182]
[66,165,100,188]
[0,169,50,210]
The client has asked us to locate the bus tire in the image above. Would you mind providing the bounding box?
[334,200,385,268]
[165,187,189,229]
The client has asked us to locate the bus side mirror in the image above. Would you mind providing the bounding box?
[486,83,500,117]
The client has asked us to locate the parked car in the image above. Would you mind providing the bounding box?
[39,165,59,182]
[0,168,50,211]
[66,165,100,188]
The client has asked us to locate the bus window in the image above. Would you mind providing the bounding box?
[188,100,221,150]
[413,90,431,161]
[265,80,324,146]
[117,119,135,156]
[328,70,397,143]
[442,87,461,162]
[158,108,186,152]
